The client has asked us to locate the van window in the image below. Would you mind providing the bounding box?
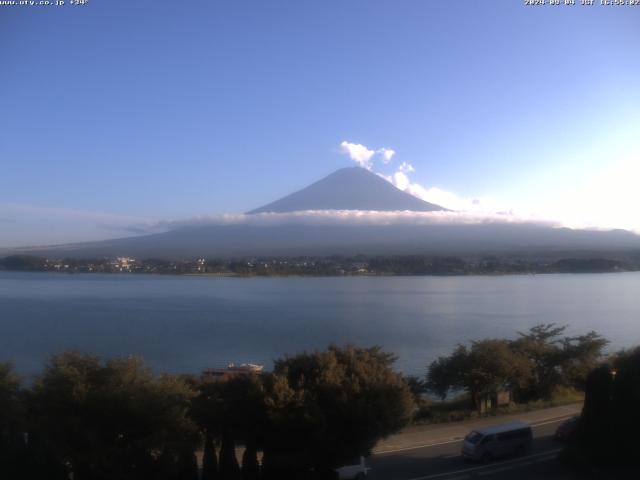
[479,434,494,445]
[497,428,530,441]
[465,431,483,444]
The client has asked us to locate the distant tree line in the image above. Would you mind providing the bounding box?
[2,254,640,276]
[0,346,414,480]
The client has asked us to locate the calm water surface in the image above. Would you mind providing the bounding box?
[1,271,639,377]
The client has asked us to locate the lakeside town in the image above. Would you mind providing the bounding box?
[2,254,639,277]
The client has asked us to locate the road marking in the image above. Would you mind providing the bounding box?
[478,464,524,476]
[477,457,550,476]
[530,416,575,428]
[376,438,462,455]
[402,449,561,480]
[443,454,460,459]
[374,414,575,455]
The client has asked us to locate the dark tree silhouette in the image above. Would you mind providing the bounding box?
[178,445,199,480]
[241,439,260,480]
[201,430,219,480]
[565,347,640,474]
[28,352,198,480]
[218,429,241,480]
[0,363,27,479]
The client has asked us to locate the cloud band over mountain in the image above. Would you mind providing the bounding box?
[129,209,556,235]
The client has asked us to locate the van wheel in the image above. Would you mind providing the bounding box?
[481,453,492,464]
[354,474,366,480]
[515,445,526,457]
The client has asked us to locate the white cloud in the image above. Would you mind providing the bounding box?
[338,141,464,210]
[391,171,410,191]
[410,186,500,214]
[340,141,375,170]
[377,148,396,163]
[340,141,398,169]
[398,161,415,173]
[378,162,505,215]
[144,210,548,232]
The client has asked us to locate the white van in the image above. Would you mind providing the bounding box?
[461,421,532,462]
[335,456,368,479]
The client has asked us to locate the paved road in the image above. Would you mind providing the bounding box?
[368,415,572,480]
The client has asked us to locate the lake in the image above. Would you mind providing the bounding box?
[1,271,639,378]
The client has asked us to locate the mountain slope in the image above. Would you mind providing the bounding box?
[14,223,640,260]
[248,167,446,213]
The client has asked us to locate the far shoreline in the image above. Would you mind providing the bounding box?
[2,269,639,279]
[2,253,639,278]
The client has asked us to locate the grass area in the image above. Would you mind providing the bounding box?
[413,388,584,425]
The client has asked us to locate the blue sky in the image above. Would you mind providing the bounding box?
[1,0,639,247]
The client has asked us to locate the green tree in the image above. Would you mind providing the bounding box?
[513,324,607,400]
[512,324,568,399]
[427,340,531,412]
[567,351,640,470]
[219,375,266,479]
[29,351,198,480]
[0,363,27,478]
[465,339,531,411]
[574,365,614,465]
[608,347,640,466]
[404,375,427,401]
[559,331,608,391]
[191,374,267,480]
[426,346,468,400]
[263,345,414,477]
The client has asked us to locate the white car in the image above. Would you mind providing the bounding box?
[335,456,368,479]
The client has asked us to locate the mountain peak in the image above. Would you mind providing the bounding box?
[248,167,447,214]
